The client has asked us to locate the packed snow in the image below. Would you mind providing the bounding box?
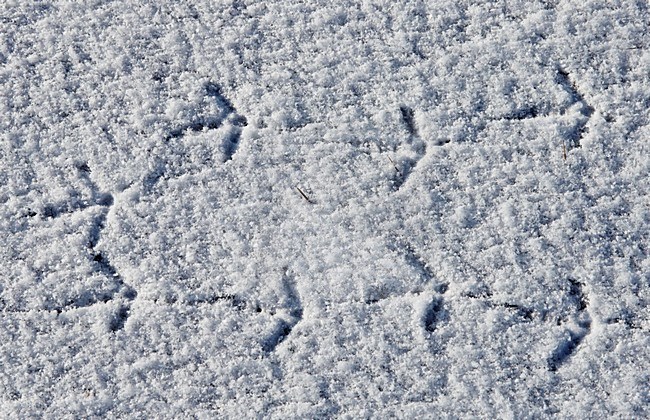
[1,0,649,417]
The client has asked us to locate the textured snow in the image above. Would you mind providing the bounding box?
[1,0,649,417]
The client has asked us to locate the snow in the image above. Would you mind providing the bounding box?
[1,0,649,417]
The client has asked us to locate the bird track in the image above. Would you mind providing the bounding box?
[547,278,592,371]
[144,82,247,191]
[262,270,303,353]
[6,164,138,332]
[389,67,594,189]
[165,82,247,160]
[7,83,249,332]
[391,105,429,191]
[555,68,595,150]
[87,204,137,332]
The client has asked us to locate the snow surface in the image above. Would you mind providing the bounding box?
[1,0,649,417]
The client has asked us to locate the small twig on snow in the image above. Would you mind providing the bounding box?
[296,186,313,203]
[387,156,402,176]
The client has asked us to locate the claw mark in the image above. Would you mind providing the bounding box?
[463,289,493,300]
[500,303,534,321]
[567,277,588,311]
[167,119,221,139]
[39,202,87,219]
[501,105,539,121]
[181,293,246,309]
[92,252,117,278]
[109,305,131,332]
[555,68,594,149]
[605,312,644,330]
[423,298,444,332]
[400,105,417,136]
[262,271,303,353]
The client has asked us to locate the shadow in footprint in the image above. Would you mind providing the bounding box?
[547,320,591,371]
[262,272,303,353]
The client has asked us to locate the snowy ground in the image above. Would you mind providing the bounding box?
[1,0,649,417]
